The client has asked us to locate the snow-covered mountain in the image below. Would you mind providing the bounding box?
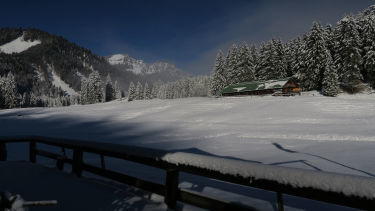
[106,54,189,80]
[0,28,189,100]
[107,54,147,74]
[0,28,112,99]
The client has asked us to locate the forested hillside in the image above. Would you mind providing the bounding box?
[1,5,375,109]
[210,5,375,97]
[0,28,189,108]
[0,28,114,107]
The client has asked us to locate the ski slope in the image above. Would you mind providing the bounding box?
[1,93,375,210]
[50,70,78,96]
[0,35,41,54]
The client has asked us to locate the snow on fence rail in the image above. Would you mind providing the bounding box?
[1,136,375,210]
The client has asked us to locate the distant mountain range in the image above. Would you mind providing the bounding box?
[107,54,175,75]
[106,54,188,82]
[0,28,188,98]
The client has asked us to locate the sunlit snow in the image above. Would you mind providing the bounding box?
[162,151,375,199]
[2,93,375,176]
[2,93,375,210]
[0,35,41,54]
[264,80,288,89]
[107,54,127,65]
[108,54,146,74]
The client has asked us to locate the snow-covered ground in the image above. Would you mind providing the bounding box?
[0,35,41,54]
[1,93,375,210]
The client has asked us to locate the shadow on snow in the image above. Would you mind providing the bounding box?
[0,109,362,210]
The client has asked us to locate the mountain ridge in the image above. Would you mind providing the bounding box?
[0,28,188,99]
[106,53,187,76]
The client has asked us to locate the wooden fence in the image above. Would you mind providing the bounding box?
[0,136,374,210]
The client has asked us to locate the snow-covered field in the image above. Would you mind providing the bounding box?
[1,93,375,210]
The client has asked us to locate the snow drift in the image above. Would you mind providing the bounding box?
[162,151,375,199]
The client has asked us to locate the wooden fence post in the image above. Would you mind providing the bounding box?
[0,142,7,161]
[100,154,106,169]
[56,147,66,170]
[56,157,64,170]
[165,168,179,209]
[72,149,83,177]
[277,192,284,211]
[29,141,36,163]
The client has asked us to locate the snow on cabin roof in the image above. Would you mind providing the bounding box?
[221,78,290,94]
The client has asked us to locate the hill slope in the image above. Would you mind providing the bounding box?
[0,28,188,99]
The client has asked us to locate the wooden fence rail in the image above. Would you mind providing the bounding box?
[0,136,374,210]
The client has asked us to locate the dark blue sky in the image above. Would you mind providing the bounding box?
[1,0,373,74]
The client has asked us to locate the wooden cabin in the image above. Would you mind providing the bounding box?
[281,78,301,95]
[221,78,301,96]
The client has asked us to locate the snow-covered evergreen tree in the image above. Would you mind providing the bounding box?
[151,86,158,98]
[20,93,27,107]
[358,6,375,86]
[184,78,193,97]
[322,51,339,96]
[225,44,239,85]
[86,70,103,104]
[135,82,143,100]
[334,15,363,93]
[273,38,287,78]
[155,76,210,99]
[0,72,18,108]
[236,42,255,83]
[6,72,17,108]
[301,22,330,90]
[143,82,151,100]
[325,24,335,57]
[294,33,309,84]
[364,50,375,87]
[284,41,293,76]
[70,95,79,105]
[151,81,162,99]
[0,78,4,108]
[257,39,283,80]
[29,92,38,107]
[55,96,63,107]
[80,79,88,104]
[249,44,258,76]
[290,36,307,79]
[127,81,136,101]
[210,51,226,96]
[105,74,115,102]
[255,42,267,79]
[114,81,122,100]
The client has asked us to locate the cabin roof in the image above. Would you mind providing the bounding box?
[221,78,291,94]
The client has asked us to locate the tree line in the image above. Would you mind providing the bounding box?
[0,70,123,109]
[80,71,122,104]
[126,76,210,101]
[210,5,375,97]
